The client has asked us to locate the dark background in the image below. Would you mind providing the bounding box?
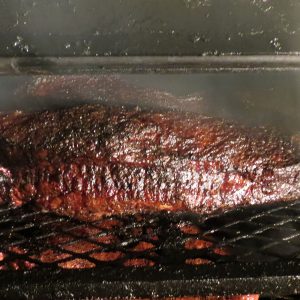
[1,0,300,57]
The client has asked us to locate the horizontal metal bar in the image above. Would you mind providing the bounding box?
[1,55,300,75]
[0,262,299,299]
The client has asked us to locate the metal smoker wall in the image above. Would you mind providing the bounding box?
[1,0,300,57]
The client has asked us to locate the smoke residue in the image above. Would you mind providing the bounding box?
[0,73,300,136]
[14,74,207,113]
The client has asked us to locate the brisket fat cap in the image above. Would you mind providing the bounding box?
[0,104,299,221]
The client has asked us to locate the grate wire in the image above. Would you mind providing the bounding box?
[0,200,299,270]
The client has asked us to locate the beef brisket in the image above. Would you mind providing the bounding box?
[0,104,299,221]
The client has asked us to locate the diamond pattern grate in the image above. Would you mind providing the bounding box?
[0,200,300,270]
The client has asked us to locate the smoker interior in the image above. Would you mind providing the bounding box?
[2,1,300,298]
[2,71,300,132]
[2,0,300,56]
[0,200,300,299]
[0,71,300,299]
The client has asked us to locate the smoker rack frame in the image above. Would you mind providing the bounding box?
[2,56,300,75]
[0,199,300,299]
[0,261,299,299]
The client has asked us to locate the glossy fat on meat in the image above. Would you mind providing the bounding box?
[0,104,299,221]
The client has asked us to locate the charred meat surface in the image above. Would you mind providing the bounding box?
[0,104,299,221]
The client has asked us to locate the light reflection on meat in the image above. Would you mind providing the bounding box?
[1,104,300,222]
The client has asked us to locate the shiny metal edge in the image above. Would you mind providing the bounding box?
[1,55,300,75]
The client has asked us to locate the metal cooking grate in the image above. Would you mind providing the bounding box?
[0,200,300,270]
